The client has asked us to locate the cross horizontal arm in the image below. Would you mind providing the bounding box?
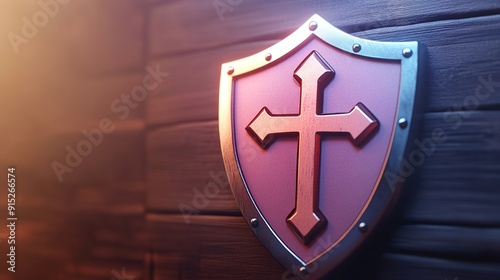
[246,108,300,148]
[316,103,378,145]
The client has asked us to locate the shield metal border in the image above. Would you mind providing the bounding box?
[219,14,424,279]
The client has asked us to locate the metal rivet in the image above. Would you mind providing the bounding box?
[265,53,272,61]
[358,222,367,232]
[309,21,317,31]
[402,48,413,58]
[398,118,408,128]
[299,266,308,274]
[353,44,361,53]
[227,66,234,75]
[250,218,259,228]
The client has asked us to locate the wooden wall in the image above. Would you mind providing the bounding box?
[0,1,499,280]
[0,1,148,279]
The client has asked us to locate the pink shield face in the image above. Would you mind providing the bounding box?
[219,14,421,278]
[234,37,400,262]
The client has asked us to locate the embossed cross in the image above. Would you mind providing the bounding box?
[246,51,379,244]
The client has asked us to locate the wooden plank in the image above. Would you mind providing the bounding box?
[148,214,283,280]
[43,119,145,185]
[56,0,145,75]
[146,111,500,225]
[1,70,148,185]
[66,73,148,121]
[146,41,274,126]
[388,224,500,260]
[401,111,500,226]
[0,74,148,278]
[146,15,500,126]
[63,211,147,280]
[0,0,145,74]
[148,214,500,280]
[147,120,237,213]
[371,253,500,280]
[148,0,500,57]
[0,179,147,280]
[62,197,147,280]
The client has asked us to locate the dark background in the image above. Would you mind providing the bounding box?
[0,0,500,279]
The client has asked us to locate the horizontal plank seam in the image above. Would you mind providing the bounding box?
[146,209,242,217]
[425,103,500,114]
[145,212,500,231]
[146,118,218,132]
[395,222,500,230]
[384,250,500,263]
[146,106,500,132]
[399,219,500,229]
[81,65,147,79]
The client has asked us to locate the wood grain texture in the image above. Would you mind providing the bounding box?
[401,111,500,227]
[147,0,500,57]
[147,121,237,213]
[371,253,500,280]
[1,63,148,186]
[62,185,147,280]
[148,214,284,280]
[3,117,147,280]
[146,41,275,126]
[388,224,500,260]
[147,15,500,127]
[1,178,148,280]
[148,215,500,280]
[0,1,149,278]
[58,0,146,75]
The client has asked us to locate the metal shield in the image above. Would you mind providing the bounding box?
[219,14,423,279]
